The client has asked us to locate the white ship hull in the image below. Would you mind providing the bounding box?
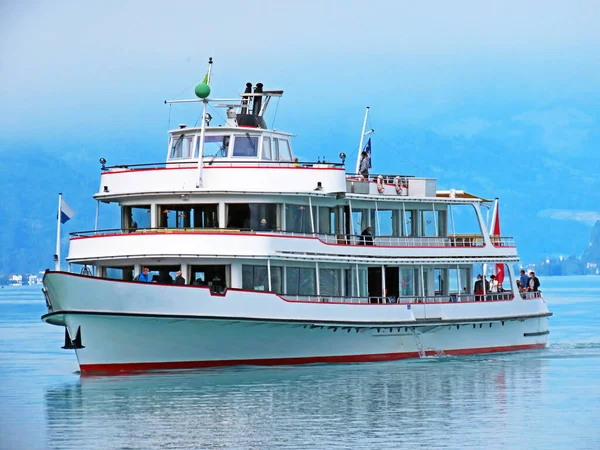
[42,272,550,374]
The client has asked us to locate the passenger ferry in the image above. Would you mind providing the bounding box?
[42,61,551,374]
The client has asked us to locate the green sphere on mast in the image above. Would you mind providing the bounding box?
[195,83,211,99]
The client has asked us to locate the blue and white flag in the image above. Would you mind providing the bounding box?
[59,198,75,224]
[364,137,372,168]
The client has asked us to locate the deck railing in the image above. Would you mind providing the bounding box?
[491,236,516,247]
[283,292,515,304]
[520,291,542,299]
[102,160,344,171]
[70,227,493,248]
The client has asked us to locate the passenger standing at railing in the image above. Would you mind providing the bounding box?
[129,215,138,233]
[359,151,370,178]
[527,272,540,292]
[133,267,151,282]
[360,226,374,245]
[489,275,499,293]
[519,270,529,290]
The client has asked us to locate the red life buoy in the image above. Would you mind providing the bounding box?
[376,175,385,193]
[394,176,402,194]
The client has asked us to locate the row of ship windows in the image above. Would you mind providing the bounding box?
[79,263,511,299]
[122,203,482,237]
[169,133,293,161]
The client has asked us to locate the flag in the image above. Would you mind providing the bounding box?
[490,200,505,283]
[363,138,372,168]
[59,198,75,224]
[202,72,209,85]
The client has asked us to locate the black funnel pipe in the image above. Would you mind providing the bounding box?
[253,83,263,116]
[241,82,252,114]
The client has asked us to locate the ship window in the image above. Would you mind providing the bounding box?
[400,268,415,296]
[272,138,280,160]
[170,134,194,159]
[121,205,151,231]
[196,135,230,158]
[232,134,259,157]
[104,266,134,281]
[226,203,278,230]
[285,267,316,296]
[285,204,314,233]
[262,137,272,160]
[278,139,292,161]
[319,268,342,296]
[192,204,219,228]
[190,265,228,289]
[318,207,335,234]
[242,265,282,293]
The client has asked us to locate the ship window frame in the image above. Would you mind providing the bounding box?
[262,136,273,160]
[231,133,260,158]
[278,138,292,161]
[169,134,195,159]
[195,134,231,159]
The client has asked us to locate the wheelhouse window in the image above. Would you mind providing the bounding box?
[232,133,259,157]
[196,135,230,158]
[262,137,272,160]
[278,139,292,161]
[170,134,194,159]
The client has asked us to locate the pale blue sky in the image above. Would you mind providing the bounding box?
[1,0,600,262]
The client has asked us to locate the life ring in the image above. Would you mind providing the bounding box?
[376,175,385,193]
[394,176,402,194]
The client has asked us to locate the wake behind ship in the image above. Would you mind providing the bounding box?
[42,60,551,374]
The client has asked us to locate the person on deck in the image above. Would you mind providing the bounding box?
[175,271,186,285]
[361,226,374,246]
[489,274,499,293]
[134,267,151,282]
[359,150,370,178]
[527,271,540,292]
[519,270,529,290]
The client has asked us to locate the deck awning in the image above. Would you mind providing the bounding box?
[436,190,492,202]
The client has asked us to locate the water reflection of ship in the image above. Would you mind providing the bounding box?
[45,357,546,447]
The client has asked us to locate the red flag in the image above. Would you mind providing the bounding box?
[495,263,505,284]
[491,200,505,283]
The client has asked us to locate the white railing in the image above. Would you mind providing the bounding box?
[317,234,485,247]
[520,291,542,299]
[283,292,515,304]
[491,236,516,247]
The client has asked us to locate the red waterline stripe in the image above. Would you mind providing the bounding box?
[79,343,546,374]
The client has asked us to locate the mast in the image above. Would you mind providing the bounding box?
[196,57,213,188]
[355,107,374,174]
[54,193,62,271]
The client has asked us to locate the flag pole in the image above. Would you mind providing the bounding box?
[55,193,62,271]
[196,57,213,188]
[489,198,498,236]
[355,107,370,174]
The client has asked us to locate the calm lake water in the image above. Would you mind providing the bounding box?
[0,276,598,449]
